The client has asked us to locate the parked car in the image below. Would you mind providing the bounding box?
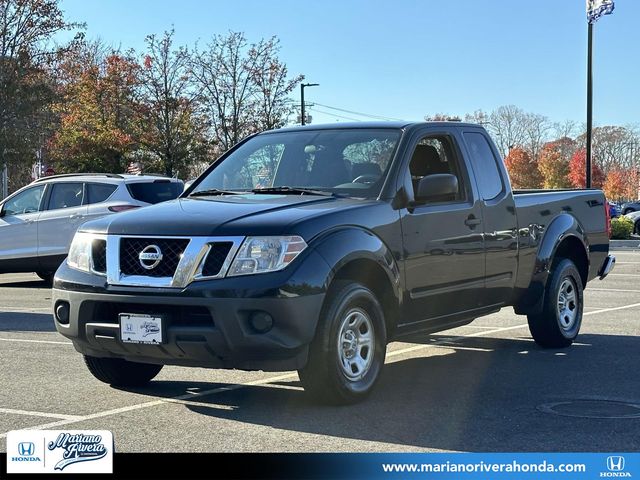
[625,210,640,235]
[608,201,621,218]
[0,173,183,282]
[52,122,613,404]
[621,200,640,215]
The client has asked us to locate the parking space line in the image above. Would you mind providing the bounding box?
[0,408,82,420]
[0,307,51,312]
[607,274,640,277]
[3,300,640,439]
[583,302,640,316]
[0,337,72,345]
[589,288,640,293]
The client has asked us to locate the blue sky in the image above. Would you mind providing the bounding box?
[59,0,638,128]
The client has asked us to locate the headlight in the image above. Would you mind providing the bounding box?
[227,236,307,276]
[67,232,94,273]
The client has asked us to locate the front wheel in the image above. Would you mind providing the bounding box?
[298,281,387,405]
[36,271,54,284]
[84,355,163,387]
[527,258,584,348]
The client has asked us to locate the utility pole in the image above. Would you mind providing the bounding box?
[300,83,319,125]
[586,22,594,188]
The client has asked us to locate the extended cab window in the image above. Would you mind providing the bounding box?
[408,136,465,202]
[463,132,504,200]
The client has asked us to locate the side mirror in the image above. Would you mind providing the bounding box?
[415,174,458,201]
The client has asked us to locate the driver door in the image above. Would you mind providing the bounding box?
[0,185,46,264]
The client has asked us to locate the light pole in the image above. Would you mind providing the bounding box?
[300,83,319,125]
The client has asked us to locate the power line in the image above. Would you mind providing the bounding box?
[312,102,405,122]
[308,107,362,122]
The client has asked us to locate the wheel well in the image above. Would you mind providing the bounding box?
[330,259,399,337]
[554,236,588,287]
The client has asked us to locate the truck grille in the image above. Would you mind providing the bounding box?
[92,239,107,273]
[120,238,190,278]
[202,242,234,277]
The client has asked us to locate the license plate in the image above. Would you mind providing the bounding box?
[119,313,163,344]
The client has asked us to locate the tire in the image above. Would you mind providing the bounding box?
[527,258,584,348]
[84,355,163,387]
[298,281,387,405]
[36,271,54,284]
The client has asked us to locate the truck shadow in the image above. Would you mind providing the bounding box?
[0,311,55,331]
[125,333,640,452]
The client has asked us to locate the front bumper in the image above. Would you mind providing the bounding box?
[52,251,330,371]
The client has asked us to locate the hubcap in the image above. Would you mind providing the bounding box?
[337,308,375,381]
[557,277,578,331]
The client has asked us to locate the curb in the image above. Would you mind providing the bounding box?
[610,239,640,251]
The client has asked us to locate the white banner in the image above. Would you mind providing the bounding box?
[587,0,615,23]
[6,430,114,474]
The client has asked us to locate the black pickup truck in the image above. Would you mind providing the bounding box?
[52,122,615,404]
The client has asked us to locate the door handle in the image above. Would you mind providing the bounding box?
[69,213,83,220]
[465,216,481,228]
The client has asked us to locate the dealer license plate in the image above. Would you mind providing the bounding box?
[119,313,163,344]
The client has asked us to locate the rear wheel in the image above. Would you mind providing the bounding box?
[527,258,583,348]
[298,281,387,404]
[84,356,163,387]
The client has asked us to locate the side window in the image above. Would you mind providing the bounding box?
[463,132,504,200]
[48,183,84,210]
[2,185,45,216]
[408,136,465,202]
[86,183,117,204]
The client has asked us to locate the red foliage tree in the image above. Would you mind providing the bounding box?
[568,149,604,188]
[603,169,627,201]
[503,147,542,188]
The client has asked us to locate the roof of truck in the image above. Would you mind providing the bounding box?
[270,121,482,133]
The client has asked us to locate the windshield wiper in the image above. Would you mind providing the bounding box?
[190,188,243,197]
[251,186,334,196]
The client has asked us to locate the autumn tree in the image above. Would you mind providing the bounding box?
[503,147,542,188]
[538,141,572,189]
[137,30,208,178]
[190,32,302,154]
[0,0,82,192]
[568,149,604,189]
[603,169,627,201]
[49,42,141,173]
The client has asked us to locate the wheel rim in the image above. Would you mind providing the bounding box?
[557,277,578,331]
[337,307,375,381]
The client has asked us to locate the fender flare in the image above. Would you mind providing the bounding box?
[310,226,403,310]
[514,214,589,315]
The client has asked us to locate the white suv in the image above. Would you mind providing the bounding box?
[0,173,183,282]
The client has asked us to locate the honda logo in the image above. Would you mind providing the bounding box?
[607,456,625,472]
[18,442,34,456]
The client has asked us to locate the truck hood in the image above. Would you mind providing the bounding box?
[80,193,367,237]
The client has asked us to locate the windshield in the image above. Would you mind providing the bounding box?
[191,128,401,198]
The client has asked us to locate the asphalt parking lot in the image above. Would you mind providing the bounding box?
[1,252,639,453]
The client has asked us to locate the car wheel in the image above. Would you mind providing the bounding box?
[84,355,163,387]
[527,258,583,348]
[298,281,387,405]
[36,271,54,284]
